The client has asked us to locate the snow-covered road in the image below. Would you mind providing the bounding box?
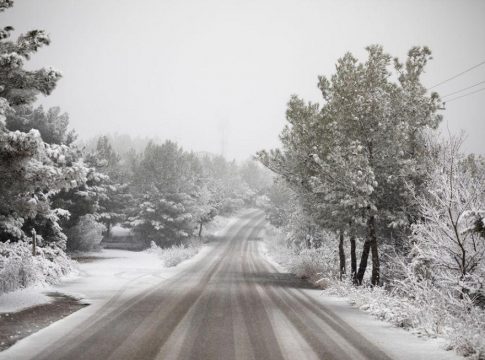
[1,210,460,360]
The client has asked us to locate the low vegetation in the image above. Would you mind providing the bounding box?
[146,240,201,268]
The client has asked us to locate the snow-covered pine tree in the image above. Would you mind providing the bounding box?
[192,184,219,238]
[87,136,132,240]
[258,45,442,286]
[129,141,200,247]
[6,105,77,145]
[0,1,87,249]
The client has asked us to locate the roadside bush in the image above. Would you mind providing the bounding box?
[263,226,339,286]
[0,240,73,294]
[323,255,485,358]
[66,214,106,252]
[264,224,485,358]
[449,299,485,358]
[147,238,201,267]
[288,248,338,284]
[221,198,245,214]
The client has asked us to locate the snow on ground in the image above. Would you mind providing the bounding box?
[0,212,244,315]
[0,212,250,359]
[57,249,181,303]
[0,286,52,314]
[0,249,174,315]
[0,247,213,359]
[303,292,460,360]
[259,241,462,360]
[260,241,288,273]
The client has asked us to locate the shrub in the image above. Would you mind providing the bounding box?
[0,240,73,294]
[263,224,485,358]
[146,238,200,267]
[325,259,485,358]
[221,198,245,214]
[66,214,106,252]
[263,226,339,286]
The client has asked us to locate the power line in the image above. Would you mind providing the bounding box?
[429,60,485,90]
[441,80,485,98]
[444,87,485,103]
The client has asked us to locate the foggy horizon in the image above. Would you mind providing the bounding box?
[3,0,485,160]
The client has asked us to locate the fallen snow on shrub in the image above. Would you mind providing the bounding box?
[146,211,246,267]
[0,241,73,294]
[146,239,201,267]
[263,224,485,359]
[325,280,485,358]
[67,214,106,252]
[262,226,339,285]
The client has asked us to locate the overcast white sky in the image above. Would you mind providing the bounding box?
[3,0,485,159]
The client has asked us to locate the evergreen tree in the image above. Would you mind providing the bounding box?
[90,136,131,239]
[6,105,77,145]
[259,45,442,285]
[0,1,86,249]
[129,141,200,247]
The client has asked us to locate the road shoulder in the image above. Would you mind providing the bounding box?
[258,241,462,360]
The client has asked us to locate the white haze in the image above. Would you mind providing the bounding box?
[3,0,485,159]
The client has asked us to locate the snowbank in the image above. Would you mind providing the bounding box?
[326,280,485,358]
[302,292,461,360]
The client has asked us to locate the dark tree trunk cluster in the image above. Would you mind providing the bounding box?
[340,216,379,286]
[338,229,346,280]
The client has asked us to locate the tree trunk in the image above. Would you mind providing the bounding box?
[32,228,37,256]
[369,215,380,286]
[198,222,203,238]
[355,215,377,285]
[356,237,371,285]
[307,226,312,248]
[350,232,357,284]
[338,229,346,280]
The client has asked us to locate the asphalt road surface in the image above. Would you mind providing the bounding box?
[24,210,394,360]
